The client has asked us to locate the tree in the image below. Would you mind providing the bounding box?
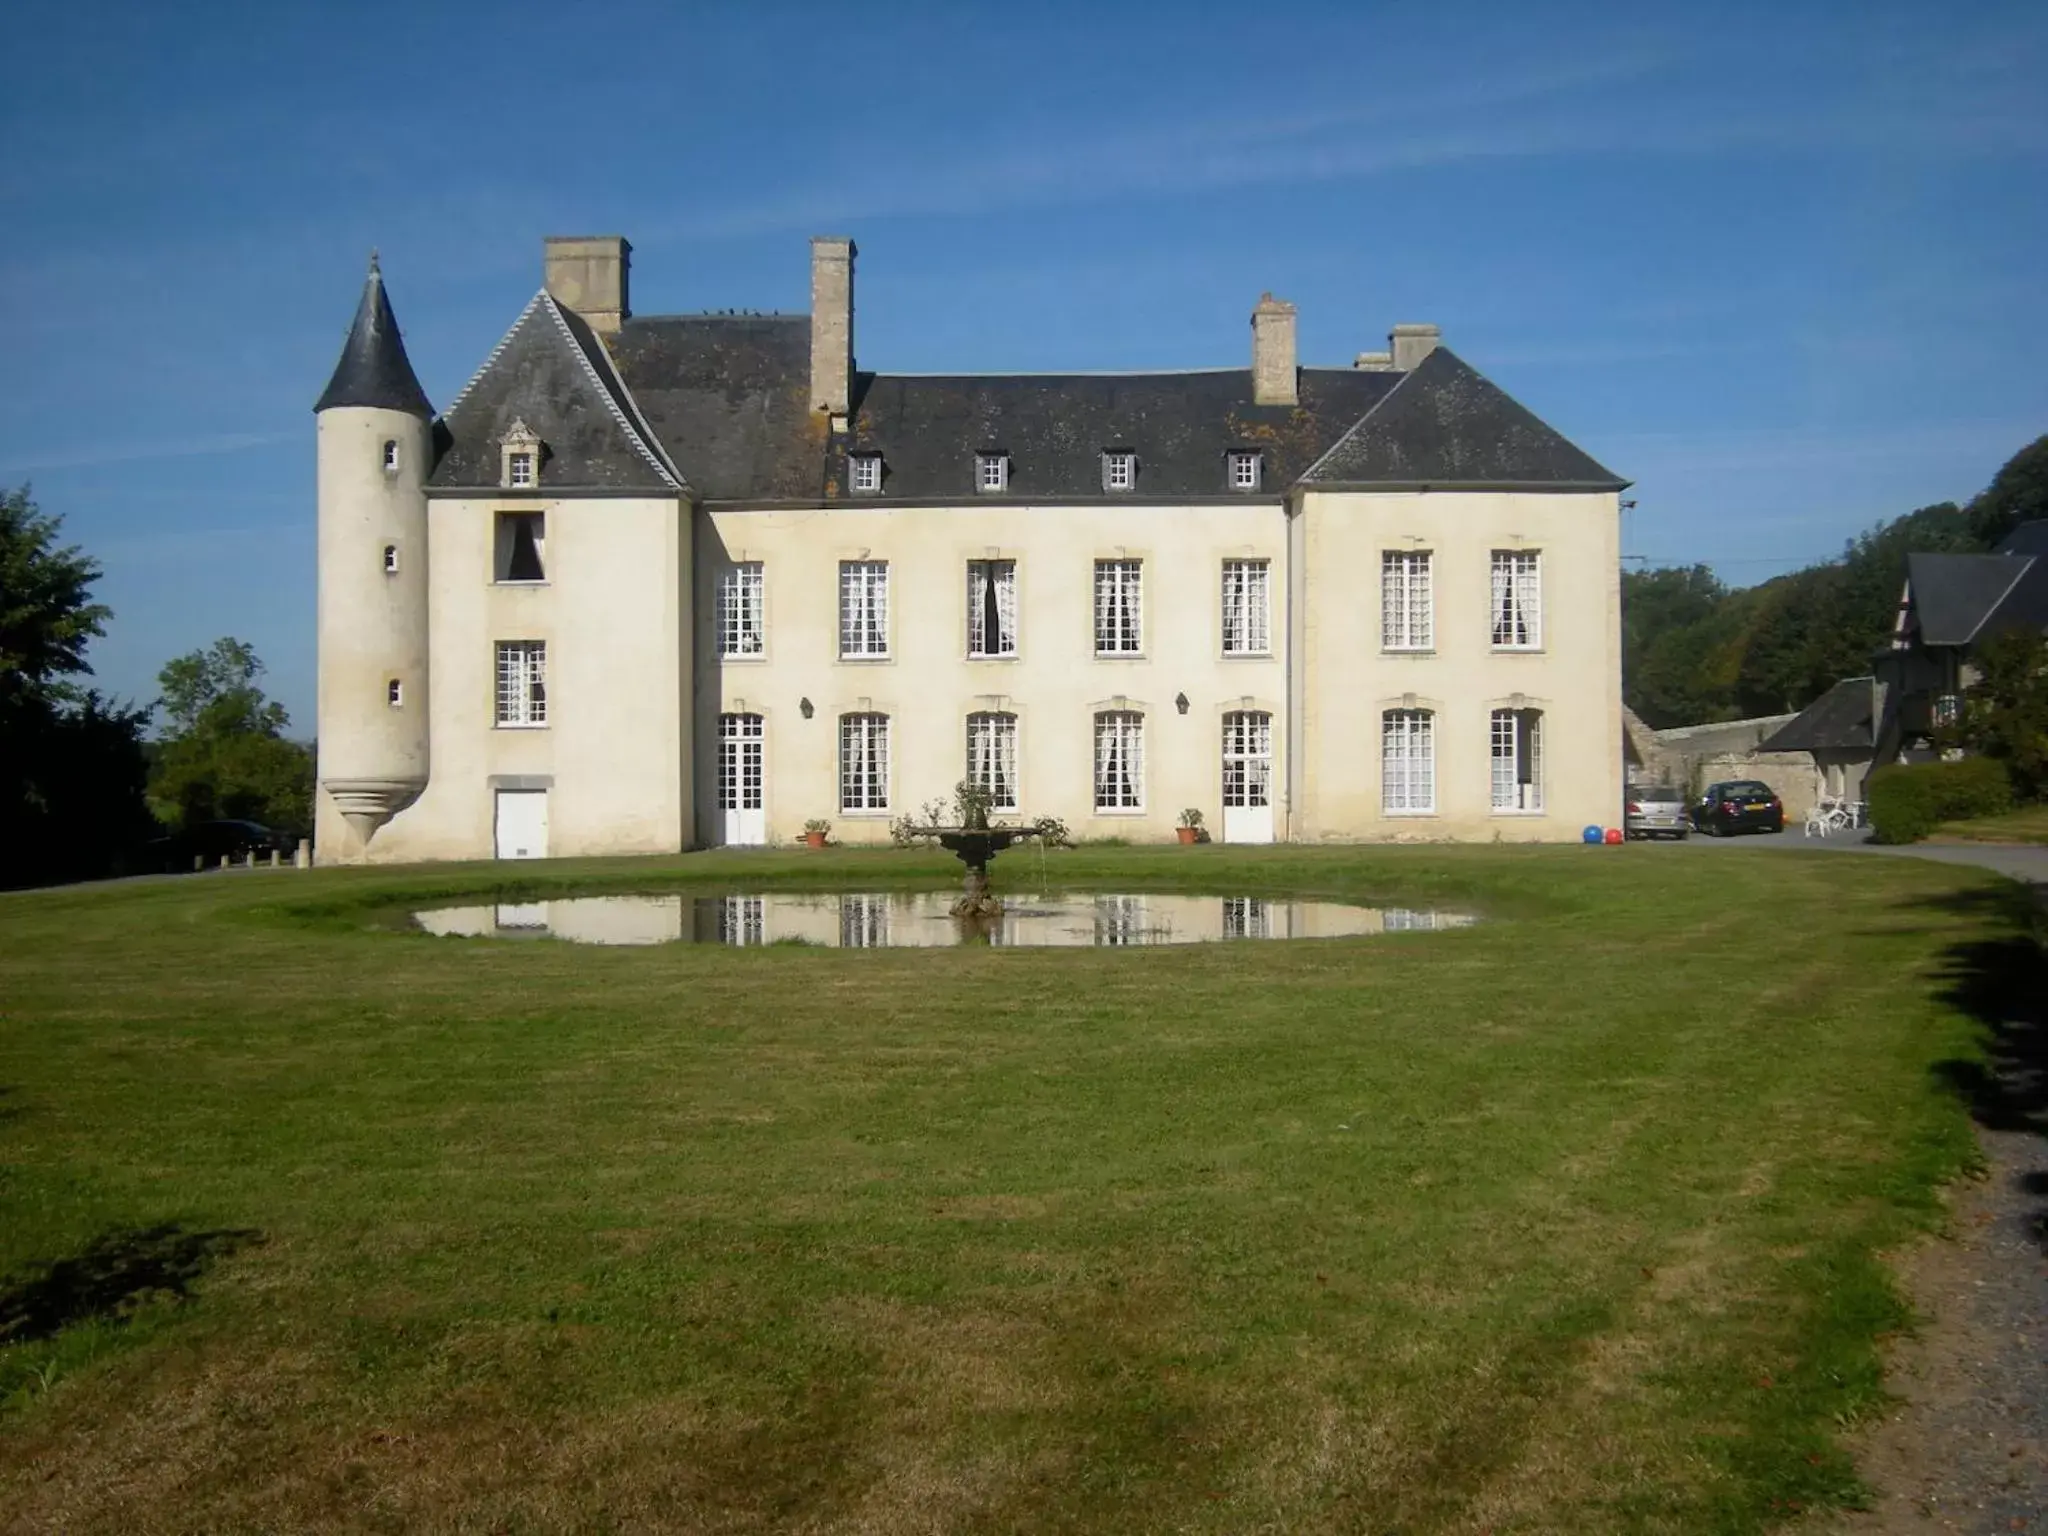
[1951,628,2048,800]
[0,486,154,888]
[148,639,314,834]
[1968,434,2048,548]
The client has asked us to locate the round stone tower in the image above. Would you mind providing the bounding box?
[314,255,434,851]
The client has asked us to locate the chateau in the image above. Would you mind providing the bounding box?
[313,236,1627,862]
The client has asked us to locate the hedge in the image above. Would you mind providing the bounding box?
[1866,757,2014,844]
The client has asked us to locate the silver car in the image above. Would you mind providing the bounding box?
[1625,785,1690,840]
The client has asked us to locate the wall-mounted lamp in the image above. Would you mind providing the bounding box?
[799,697,814,719]
[1175,692,1190,715]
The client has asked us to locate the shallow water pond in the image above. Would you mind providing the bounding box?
[413,892,1475,948]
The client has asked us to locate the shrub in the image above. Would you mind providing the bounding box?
[1031,815,1071,848]
[1867,757,2013,844]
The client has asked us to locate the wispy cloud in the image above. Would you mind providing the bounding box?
[0,431,294,476]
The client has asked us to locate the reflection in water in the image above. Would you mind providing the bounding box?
[415,892,1476,948]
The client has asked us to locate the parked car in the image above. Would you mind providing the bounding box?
[1625,784,1690,840]
[1691,781,1785,836]
[148,819,296,871]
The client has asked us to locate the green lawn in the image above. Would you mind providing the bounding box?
[0,845,2018,1533]
[1930,801,2048,845]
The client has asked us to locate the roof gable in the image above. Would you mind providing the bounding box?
[1904,552,2033,646]
[1301,347,1626,491]
[1759,677,1877,753]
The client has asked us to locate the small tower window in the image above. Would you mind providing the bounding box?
[387,679,404,708]
[382,439,400,474]
[499,418,543,489]
[383,544,399,574]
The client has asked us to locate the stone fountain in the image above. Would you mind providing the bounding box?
[903,787,1042,921]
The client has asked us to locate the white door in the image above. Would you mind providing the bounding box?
[718,713,765,846]
[1221,711,1274,844]
[494,789,549,860]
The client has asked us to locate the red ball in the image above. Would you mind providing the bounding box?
[1603,827,1624,845]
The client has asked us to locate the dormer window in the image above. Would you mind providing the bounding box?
[1102,451,1136,492]
[382,439,400,474]
[976,452,1009,493]
[499,418,543,489]
[850,453,883,494]
[1228,450,1262,491]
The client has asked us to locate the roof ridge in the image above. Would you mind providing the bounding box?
[1297,358,1421,481]
[541,294,687,492]
[439,291,546,421]
[1961,554,2035,644]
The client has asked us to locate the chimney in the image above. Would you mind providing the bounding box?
[1352,350,1395,371]
[810,236,856,417]
[544,236,631,334]
[1390,323,1441,371]
[1250,293,1298,406]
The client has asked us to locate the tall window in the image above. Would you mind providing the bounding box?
[976,453,1009,493]
[850,454,882,494]
[495,640,547,727]
[1490,709,1544,812]
[495,512,545,582]
[967,560,1019,657]
[839,713,890,811]
[1491,550,1542,648]
[839,560,889,657]
[1228,451,1261,491]
[1094,559,1143,655]
[1094,711,1144,810]
[1381,709,1434,813]
[1102,451,1136,492]
[1221,559,1270,655]
[966,712,1020,812]
[1382,551,1433,651]
[1222,711,1272,809]
[717,562,765,656]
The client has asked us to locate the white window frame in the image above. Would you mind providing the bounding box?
[966,712,1020,813]
[1381,708,1435,814]
[839,560,890,658]
[1490,708,1544,813]
[1094,559,1143,656]
[1227,451,1261,491]
[494,510,546,584]
[383,544,399,575]
[1491,550,1543,650]
[976,453,1009,493]
[494,640,547,728]
[1221,710,1273,809]
[1102,451,1136,492]
[1221,559,1271,655]
[966,559,1019,658]
[387,679,403,708]
[717,562,765,657]
[838,712,890,812]
[1093,710,1145,812]
[850,454,883,495]
[507,451,535,488]
[1381,550,1434,652]
[382,439,400,474]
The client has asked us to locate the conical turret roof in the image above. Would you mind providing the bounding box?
[314,256,434,418]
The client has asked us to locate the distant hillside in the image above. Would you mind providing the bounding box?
[1622,433,2048,729]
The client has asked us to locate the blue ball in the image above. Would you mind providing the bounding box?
[1581,825,1604,844]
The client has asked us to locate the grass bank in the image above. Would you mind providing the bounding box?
[1929,802,2048,845]
[0,844,2011,1532]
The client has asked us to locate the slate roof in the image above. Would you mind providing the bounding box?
[1904,552,2036,646]
[428,293,682,492]
[1302,347,1627,490]
[1760,677,1877,753]
[314,261,434,419]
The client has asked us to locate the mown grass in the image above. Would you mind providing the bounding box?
[0,843,2013,1533]
[1929,801,2048,845]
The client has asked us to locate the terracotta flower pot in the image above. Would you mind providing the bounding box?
[804,832,827,849]
[1176,826,1199,845]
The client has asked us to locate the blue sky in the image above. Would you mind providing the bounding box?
[3,0,2044,731]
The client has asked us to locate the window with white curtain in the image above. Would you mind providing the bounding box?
[1221,559,1270,654]
[1382,551,1433,650]
[1094,711,1144,810]
[1489,708,1544,812]
[1094,559,1143,654]
[966,560,1018,657]
[1491,550,1542,648]
[1381,709,1434,813]
[839,560,889,657]
[494,640,547,727]
[839,713,889,811]
[966,712,1019,811]
[717,562,764,656]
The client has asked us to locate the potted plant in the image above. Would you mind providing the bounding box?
[802,818,831,849]
[1176,808,1204,845]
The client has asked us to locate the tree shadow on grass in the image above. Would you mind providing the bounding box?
[0,1224,263,1346]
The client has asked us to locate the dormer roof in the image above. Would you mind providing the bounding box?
[314,257,434,420]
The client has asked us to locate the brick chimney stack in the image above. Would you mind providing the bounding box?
[810,236,857,417]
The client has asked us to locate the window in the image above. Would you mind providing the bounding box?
[1490,708,1544,812]
[1381,709,1434,813]
[840,893,890,949]
[1382,551,1433,650]
[1228,451,1261,491]
[976,453,1009,493]
[386,679,403,708]
[1102,451,1136,492]
[719,896,765,946]
[500,418,542,488]
[717,562,765,656]
[1094,711,1144,811]
[839,560,889,657]
[1222,897,1272,939]
[850,453,883,494]
[1222,711,1272,809]
[839,713,890,811]
[382,440,400,473]
[967,559,1018,657]
[1094,895,1148,945]
[966,712,1019,812]
[383,544,399,575]
[1094,559,1143,655]
[508,452,535,488]
[494,512,546,582]
[1221,559,1270,655]
[1491,550,1542,648]
[495,640,547,727]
